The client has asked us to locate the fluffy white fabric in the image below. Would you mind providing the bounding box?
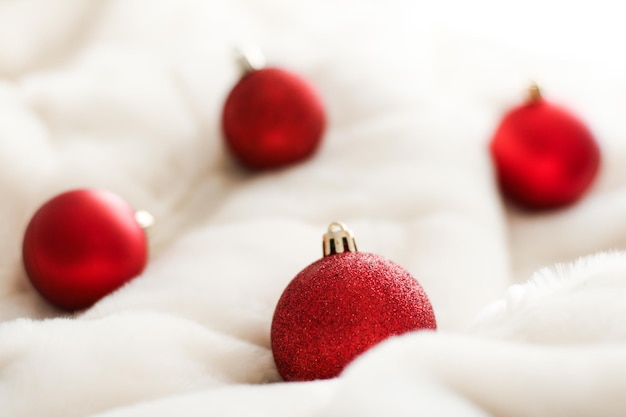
[1,0,626,415]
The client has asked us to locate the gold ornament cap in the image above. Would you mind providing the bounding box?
[323,222,358,257]
[526,82,542,103]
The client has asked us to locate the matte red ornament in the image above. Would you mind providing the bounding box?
[222,61,326,170]
[271,222,436,382]
[490,84,601,210]
[23,189,150,310]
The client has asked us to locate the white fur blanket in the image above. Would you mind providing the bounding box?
[2,1,626,416]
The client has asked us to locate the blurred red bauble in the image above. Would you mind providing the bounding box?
[490,85,601,210]
[222,66,326,170]
[271,222,436,382]
[22,189,149,310]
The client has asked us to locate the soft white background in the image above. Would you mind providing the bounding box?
[1,0,626,415]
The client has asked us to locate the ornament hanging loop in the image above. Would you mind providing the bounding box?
[323,221,357,257]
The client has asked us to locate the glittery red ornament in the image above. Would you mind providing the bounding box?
[222,64,326,170]
[490,84,601,210]
[23,189,151,310]
[271,222,436,381]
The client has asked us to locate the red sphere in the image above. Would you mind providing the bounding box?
[490,98,600,210]
[271,252,436,381]
[22,189,148,310]
[222,67,326,170]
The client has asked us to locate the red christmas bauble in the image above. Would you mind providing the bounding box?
[22,189,148,310]
[271,223,436,381]
[490,91,600,210]
[222,67,326,170]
